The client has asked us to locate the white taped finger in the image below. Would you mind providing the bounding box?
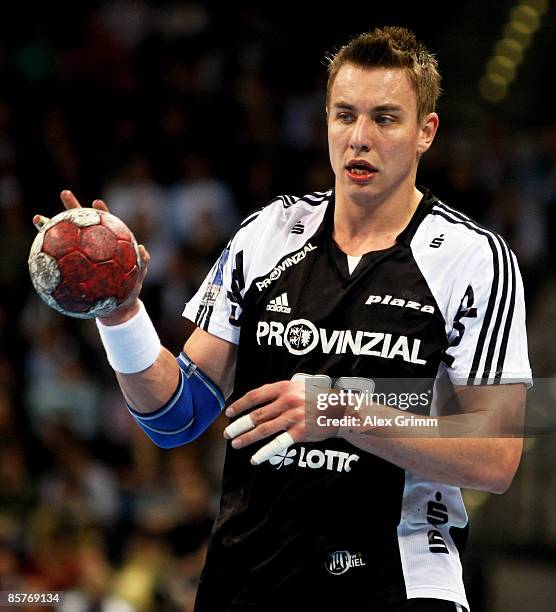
[250,432,295,465]
[224,414,255,439]
[35,215,50,230]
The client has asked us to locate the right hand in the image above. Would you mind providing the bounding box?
[32,190,150,325]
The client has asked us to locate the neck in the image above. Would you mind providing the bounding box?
[333,183,422,255]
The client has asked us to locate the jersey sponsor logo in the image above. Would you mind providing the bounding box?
[325,550,366,575]
[284,319,319,354]
[268,445,360,472]
[255,243,317,291]
[266,292,291,313]
[429,234,445,248]
[257,319,428,364]
[291,222,304,234]
[365,294,435,314]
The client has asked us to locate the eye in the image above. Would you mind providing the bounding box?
[376,115,395,125]
[337,112,354,123]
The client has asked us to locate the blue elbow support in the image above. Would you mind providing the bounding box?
[127,352,225,448]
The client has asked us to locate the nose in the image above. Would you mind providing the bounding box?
[349,116,373,154]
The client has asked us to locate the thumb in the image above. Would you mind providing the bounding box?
[32,215,50,231]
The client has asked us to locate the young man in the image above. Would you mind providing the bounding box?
[38,26,531,612]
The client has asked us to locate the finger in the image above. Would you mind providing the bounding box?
[60,190,82,209]
[33,214,50,231]
[136,246,148,280]
[223,414,255,440]
[225,382,283,418]
[250,432,295,466]
[92,199,109,212]
[225,397,290,440]
[230,414,291,448]
[138,244,150,266]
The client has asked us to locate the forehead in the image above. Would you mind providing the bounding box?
[330,64,416,112]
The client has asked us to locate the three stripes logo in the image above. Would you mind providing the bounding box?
[291,222,304,235]
[432,201,517,386]
[266,292,291,314]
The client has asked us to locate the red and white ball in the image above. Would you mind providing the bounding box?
[28,208,141,319]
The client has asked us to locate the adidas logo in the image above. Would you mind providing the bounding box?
[266,292,291,313]
[291,222,304,235]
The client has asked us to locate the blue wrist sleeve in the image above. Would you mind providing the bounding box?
[127,352,226,448]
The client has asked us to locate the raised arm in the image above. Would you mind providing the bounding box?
[34,190,237,447]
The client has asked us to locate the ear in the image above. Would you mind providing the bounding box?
[417,112,439,155]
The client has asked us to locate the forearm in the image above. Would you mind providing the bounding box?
[97,304,235,444]
[115,346,180,413]
[97,300,180,414]
[341,427,518,492]
[98,304,236,423]
[338,404,522,493]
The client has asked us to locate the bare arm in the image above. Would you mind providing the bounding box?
[339,383,526,493]
[224,380,526,494]
[115,328,237,413]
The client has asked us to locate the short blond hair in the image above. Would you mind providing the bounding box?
[326,26,442,120]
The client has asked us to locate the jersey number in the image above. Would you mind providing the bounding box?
[291,373,375,395]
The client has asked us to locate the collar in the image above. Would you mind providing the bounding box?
[318,187,438,247]
[396,187,439,246]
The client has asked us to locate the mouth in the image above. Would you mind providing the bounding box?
[345,160,378,182]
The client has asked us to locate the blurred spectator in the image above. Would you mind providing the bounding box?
[169,153,239,261]
[23,509,82,592]
[0,539,22,591]
[22,312,102,440]
[282,75,327,152]
[0,439,35,559]
[42,107,81,187]
[39,427,120,528]
[1,5,555,610]
[103,154,172,288]
[98,0,150,52]
[157,246,200,352]
[110,532,169,612]
[60,536,134,612]
[0,385,17,439]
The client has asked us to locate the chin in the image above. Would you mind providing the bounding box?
[346,180,377,198]
[347,189,375,207]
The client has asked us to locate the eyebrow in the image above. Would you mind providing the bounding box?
[333,102,403,113]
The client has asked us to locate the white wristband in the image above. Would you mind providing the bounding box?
[96,301,161,374]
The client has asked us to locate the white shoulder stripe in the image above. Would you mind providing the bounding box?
[432,203,516,384]
[240,210,262,227]
[280,194,299,208]
[304,193,328,202]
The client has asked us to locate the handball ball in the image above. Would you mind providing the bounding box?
[28,208,141,319]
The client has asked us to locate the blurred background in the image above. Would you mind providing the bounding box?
[0,1,555,610]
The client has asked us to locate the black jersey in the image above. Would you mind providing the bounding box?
[183,189,531,611]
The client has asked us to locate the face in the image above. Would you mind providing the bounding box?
[327,63,438,206]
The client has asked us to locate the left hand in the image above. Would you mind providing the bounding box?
[223,380,341,465]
